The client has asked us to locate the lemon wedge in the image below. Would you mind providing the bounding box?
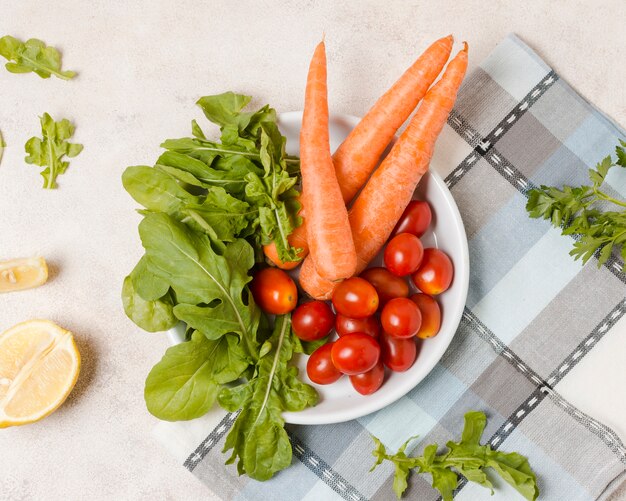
[0,257,49,293]
[0,320,80,428]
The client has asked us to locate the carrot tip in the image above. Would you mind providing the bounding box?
[462,41,469,52]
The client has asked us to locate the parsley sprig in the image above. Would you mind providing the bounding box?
[526,140,626,270]
[371,411,539,500]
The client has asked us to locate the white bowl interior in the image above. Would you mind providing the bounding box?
[168,112,469,425]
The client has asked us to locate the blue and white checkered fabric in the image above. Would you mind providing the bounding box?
[155,34,626,501]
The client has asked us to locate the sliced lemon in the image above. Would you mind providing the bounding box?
[0,257,48,293]
[0,320,80,428]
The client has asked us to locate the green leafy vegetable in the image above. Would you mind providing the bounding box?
[25,113,83,189]
[123,92,313,482]
[526,141,626,270]
[218,315,318,480]
[0,35,76,79]
[371,411,539,501]
[0,130,4,166]
[145,330,249,421]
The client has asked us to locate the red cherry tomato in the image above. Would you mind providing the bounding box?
[392,200,432,238]
[330,333,381,375]
[384,233,424,277]
[410,293,441,339]
[381,297,422,338]
[360,267,409,307]
[380,332,418,372]
[307,343,342,385]
[335,314,380,338]
[250,268,298,314]
[292,301,335,341]
[411,248,454,295]
[350,361,385,395]
[332,277,379,318]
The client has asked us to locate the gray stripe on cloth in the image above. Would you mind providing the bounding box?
[445,71,558,190]
[289,431,368,501]
[184,412,239,472]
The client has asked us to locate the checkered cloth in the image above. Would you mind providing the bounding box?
[154,34,626,501]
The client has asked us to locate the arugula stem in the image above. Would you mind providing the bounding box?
[45,138,55,189]
[20,54,71,80]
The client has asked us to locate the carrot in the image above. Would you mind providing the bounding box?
[333,35,454,203]
[299,40,357,281]
[264,36,453,269]
[263,216,309,270]
[300,43,469,299]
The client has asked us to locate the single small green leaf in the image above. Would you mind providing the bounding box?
[0,130,4,167]
[130,255,170,301]
[430,467,459,501]
[196,92,253,130]
[122,275,177,332]
[144,331,249,421]
[218,315,318,481]
[24,113,83,189]
[0,36,75,79]
[616,144,626,167]
[460,410,487,445]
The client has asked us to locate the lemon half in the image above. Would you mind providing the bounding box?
[0,257,48,293]
[0,320,80,428]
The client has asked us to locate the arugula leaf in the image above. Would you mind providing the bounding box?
[526,142,626,270]
[121,275,177,333]
[138,213,261,354]
[371,411,539,501]
[0,36,75,79]
[218,315,318,480]
[144,330,249,421]
[25,113,83,189]
[0,130,4,167]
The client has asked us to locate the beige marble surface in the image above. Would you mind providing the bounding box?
[0,1,624,500]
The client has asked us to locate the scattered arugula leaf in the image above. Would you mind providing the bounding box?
[145,330,249,421]
[25,113,83,189]
[526,141,626,270]
[0,130,4,166]
[371,411,539,501]
[0,35,76,79]
[218,314,318,480]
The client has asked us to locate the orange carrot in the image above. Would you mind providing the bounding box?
[263,217,309,270]
[264,36,453,269]
[300,40,357,281]
[300,44,468,299]
[333,35,454,203]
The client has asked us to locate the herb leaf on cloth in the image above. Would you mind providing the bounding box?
[0,35,76,79]
[371,411,539,501]
[25,113,83,189]
[218,314,318,481]
[527,141,626,270]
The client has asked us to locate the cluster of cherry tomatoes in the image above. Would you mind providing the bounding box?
[250,200,454,396]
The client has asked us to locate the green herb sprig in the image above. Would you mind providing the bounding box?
[0,35,76,80]
[25,113,83,189]
[371,411,539,500]
[526,141,626,269]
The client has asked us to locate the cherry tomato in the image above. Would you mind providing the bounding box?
[411,248,454,295]
[292,301,335,341]
[360,267,409,307]
[384,233,424,277]
[381,297,422,338]
[250,268,298,314]
[307,343,342,385]
[392,200,432,237]
[332,277,379,318]
[331,333,381,375]
[380,332,417,372]
[350,361,385,395]
[410,293,441,339]
[335,314,380,338]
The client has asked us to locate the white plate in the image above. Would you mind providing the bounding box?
[167,112,470,425]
